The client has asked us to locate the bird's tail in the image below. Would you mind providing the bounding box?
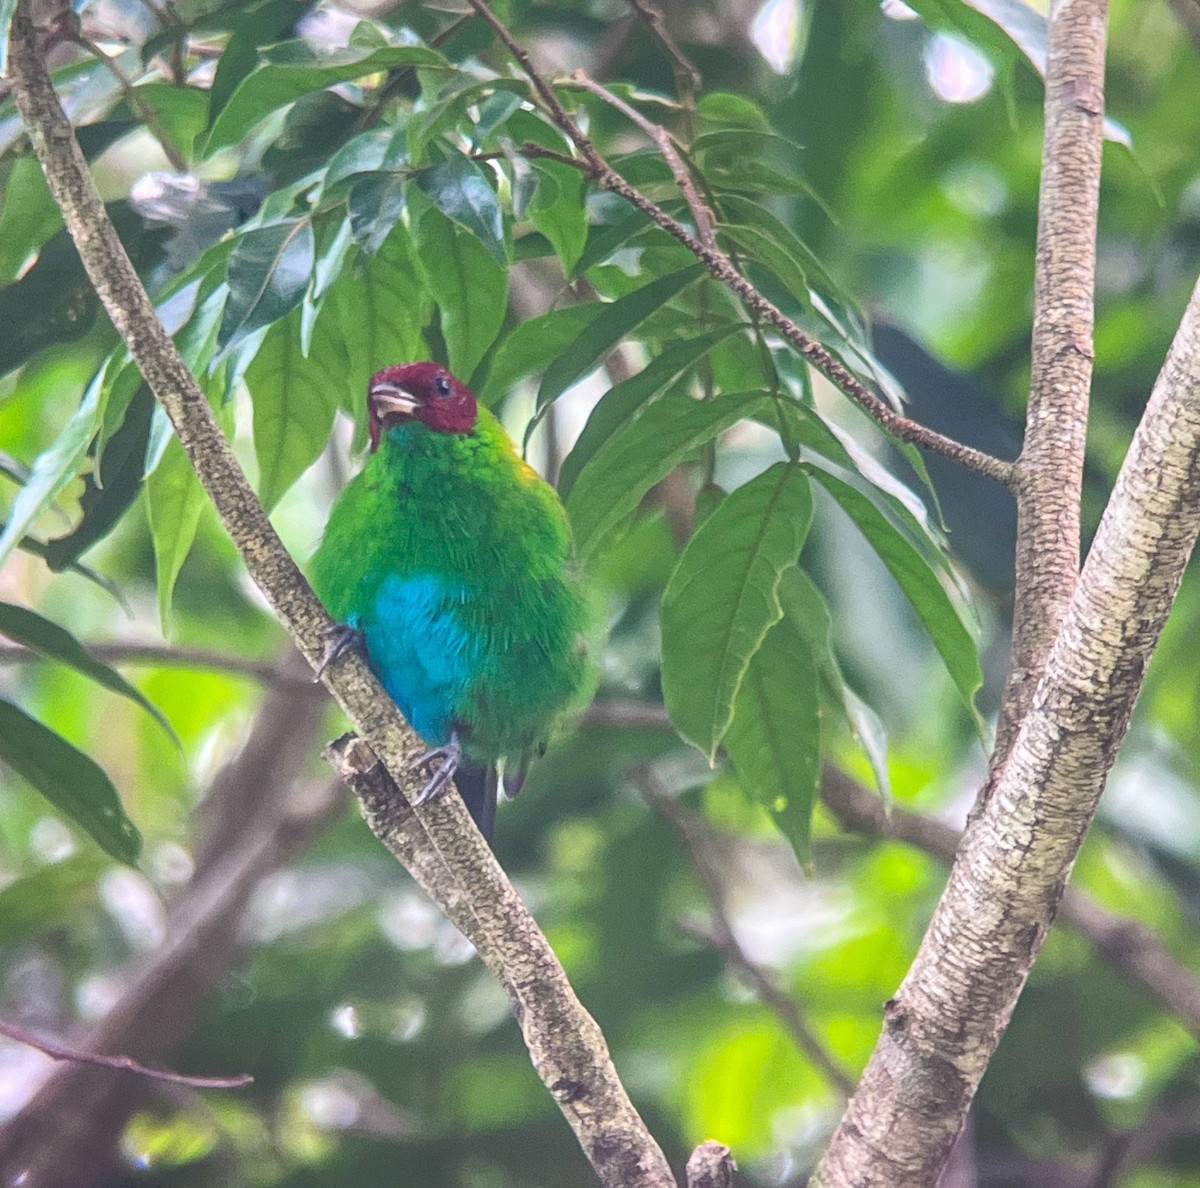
[454,763,498,843]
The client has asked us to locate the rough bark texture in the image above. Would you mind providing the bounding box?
[812,277,1200,1186]
[5,6,676,1185]
[993,0,1109,773]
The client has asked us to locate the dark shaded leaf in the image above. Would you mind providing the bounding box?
[558,326,743,498]
[568,390,771,564]
[537,265,705,410]
[661,463,814,760]
[527,160,587,274]
[810,467,982,727]
[348,171,409,256]
[0,700,142,865]
[415,154,505,262]
[217,217,315,353]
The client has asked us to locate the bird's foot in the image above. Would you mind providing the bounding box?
[410,730,462,806]
[314,622,366,682]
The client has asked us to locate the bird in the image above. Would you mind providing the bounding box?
[310,362,598,840]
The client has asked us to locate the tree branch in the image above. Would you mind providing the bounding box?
[990,0,1109,779]
[5,8,676,1184]
[812,272,1200,1184]
[638,769,857,1097]
[463,0,1016,488]
[0,1018,251,1088]
[0,641,320,689]
[623,0,701,105]
[571,71,716,250]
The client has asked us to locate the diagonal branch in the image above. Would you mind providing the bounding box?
[4,7,676,1186]
[463,0,1016,488]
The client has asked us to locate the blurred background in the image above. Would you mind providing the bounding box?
[3,1,1200,1185]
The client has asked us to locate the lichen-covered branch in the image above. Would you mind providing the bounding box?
[5,7,675,1185]
[991,0,1109,776]
[812,275,1200,1185]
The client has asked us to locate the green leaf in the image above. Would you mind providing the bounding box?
[414,154,506,262]
[44,384,154,572]
[218,218,315,353]
[558,326,743,498]
[413,206,507,380]
[205,41,450,154]
[247,310,343,510]
[537,265,705,409]
[661,463,815,761]
[527,160,587,274]
[145,436,207,630]
[478,305,596,404]
[696,91,773,130]
[724,608,821,864]
[779,568,889,799]
[568,390,771,564]
[0,700,142,865]
[347,171,408,256]
[0,372,106,572]
[0,603,176,744]
[0,157,61,285]
[320,126,405,196]
[810,467,982,726]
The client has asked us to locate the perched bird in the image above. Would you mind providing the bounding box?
[310,362,598,839]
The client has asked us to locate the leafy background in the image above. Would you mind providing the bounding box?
[2,0,1200,1184]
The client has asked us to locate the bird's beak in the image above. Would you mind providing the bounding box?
[370,382,421,418]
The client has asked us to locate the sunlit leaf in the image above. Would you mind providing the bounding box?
[661,462,814,760]
[413,205,507,380]
[779,568,890,799]
[0,700,142,865]
[246,310,342,510]
[145,437,207,630]
[479,305,596,404]
[0,372,106,571]
[0,602,176,743]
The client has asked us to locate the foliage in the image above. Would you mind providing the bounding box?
[2,0,1200,1185]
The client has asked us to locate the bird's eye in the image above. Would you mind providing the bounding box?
[434,374,452,398]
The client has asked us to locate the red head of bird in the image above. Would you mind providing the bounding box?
[368,363,478,450]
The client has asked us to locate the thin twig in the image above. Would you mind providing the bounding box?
[0,1017,251,1088]
[637,769,857,1097]
[624,0,701,103]
[463,0,1016,487]
[571,71,716,250]
[69,33,187,170]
